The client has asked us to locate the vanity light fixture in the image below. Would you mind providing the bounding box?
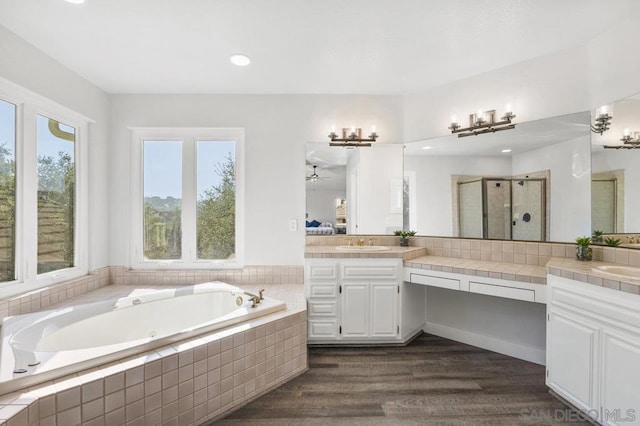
[329,126,378,147]
[591,105,612,135]
[603,129,640,149]
[448,108,516,138]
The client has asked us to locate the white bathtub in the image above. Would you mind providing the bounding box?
[0,282,286,393]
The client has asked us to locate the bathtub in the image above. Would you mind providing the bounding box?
[0,282,286,393]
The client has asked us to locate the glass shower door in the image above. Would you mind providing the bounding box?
[511,179,545,241]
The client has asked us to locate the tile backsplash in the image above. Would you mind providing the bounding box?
[306,235,640,267]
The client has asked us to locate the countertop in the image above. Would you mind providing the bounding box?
[405,255,547,284]
[546,257,640,295]
[304,245,426,260]
[305,245,640,295]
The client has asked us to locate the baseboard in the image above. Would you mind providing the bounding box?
[423,321,546,365]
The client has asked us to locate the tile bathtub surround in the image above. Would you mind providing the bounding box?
[0,267,110,322]
[0,309,308,426]
[110,265,304,287]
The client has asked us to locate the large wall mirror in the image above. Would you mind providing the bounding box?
[306,143,404,235]
[404,112,592,243]
[591,93,640,246]
[305,112,594,243]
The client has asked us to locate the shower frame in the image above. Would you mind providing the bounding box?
[458,177,547,241]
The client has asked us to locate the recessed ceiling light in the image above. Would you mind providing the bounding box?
[230,54,251,67]
[65,0,85,4]
[501,149,512,153]
[422,146,432,150]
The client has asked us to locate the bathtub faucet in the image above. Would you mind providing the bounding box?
[235,290,263,308]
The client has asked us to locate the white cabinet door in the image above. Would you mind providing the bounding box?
[370,283,398,337]
[601,329,640,426]
[341,283,369,338]
[547,309,599,414]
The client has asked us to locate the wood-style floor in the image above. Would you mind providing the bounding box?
[214,333,588,425]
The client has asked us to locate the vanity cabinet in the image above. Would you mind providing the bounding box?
[547,275,640,425]
[305,258,424,344]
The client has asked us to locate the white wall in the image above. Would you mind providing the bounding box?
[512,135,592,241]
[404,8,640,145]
[0,25,111,269]
[109,95,404,266]
[403,156,511,236]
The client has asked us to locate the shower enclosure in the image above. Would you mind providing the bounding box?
[458,178,546,241]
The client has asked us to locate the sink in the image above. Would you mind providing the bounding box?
[335,245,391,251]
[592,265,640,280]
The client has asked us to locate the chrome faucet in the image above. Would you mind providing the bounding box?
[358,238,365,247]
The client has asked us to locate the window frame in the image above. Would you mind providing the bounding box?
[0,77,89,298]
[129,127,245,269]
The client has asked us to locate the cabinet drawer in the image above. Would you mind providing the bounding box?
[308,301,338,317]
[307,263,337,281]
[309,320,338,339]
[308,283,337,297]
[410,273,460,290]
[342,264,399,280]
[469,281,535,302]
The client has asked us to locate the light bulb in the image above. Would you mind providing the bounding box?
[450,114,457,123]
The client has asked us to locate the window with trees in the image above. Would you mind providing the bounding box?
[0,100,16,282]
[0,83,87,293]
[132,129,244,268]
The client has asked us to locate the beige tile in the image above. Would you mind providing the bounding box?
[57,407,81,426]
[629,250,640,267]
[125,399,144,422]
[603,280,621,290]
[125,383,144,404]
[82,398,104,422]
[621,283,640,295]
[82,379,104,403]
[104,390,125,413]
[162,400,178,421]
[57,387,81,412]
[615,249,630,265]
[104,373,125,395]
[145,376,162,397]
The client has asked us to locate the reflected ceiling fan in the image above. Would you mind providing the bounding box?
[306,165,331,182]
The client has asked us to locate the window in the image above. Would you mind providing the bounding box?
[0,99,16,282]
[131,129,244,268]
[0,80,88,294]
[37,115,76,274]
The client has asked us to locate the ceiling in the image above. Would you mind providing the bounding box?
[0,0,634,94]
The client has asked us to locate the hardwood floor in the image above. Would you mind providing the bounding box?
[213,333,588,425]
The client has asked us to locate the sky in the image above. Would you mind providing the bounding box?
[144,140,235,199]
[0,100,73,163]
